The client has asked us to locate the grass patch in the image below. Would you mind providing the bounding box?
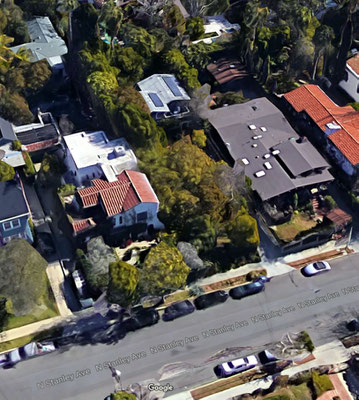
[290,383,312,400]
[312,371,333,397]
[164,290,191,306]
[272,213,317,243]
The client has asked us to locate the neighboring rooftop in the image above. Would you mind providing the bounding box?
[284,84,359,166]
[207,58,247,85]
[137,74,190,114]
[10,16,68,67]
[347,53,359,76]
[77,170,158,217]
[208,98,333,201]
[193,15,240,44]
[0,179,29,222]
[63,131,137,182]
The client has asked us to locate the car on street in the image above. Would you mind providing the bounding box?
[162,300,195,321]
[194,290,228,310]
[229,281,265,300]
[122,309,159,332]
[0,341,57,368]
[214,355,258,378]
[301,261,331,276]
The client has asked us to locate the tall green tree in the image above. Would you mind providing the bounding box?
[312,24,335,79]
[107,261,139,306]
[0,160,15,182]
[225,211,259,251]
[98,0,123,51]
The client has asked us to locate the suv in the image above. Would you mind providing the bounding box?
[162,300,195,321]
[122,309,160,332]
[194,290,228,310]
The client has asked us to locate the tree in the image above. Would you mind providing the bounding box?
[183,0,229,17]
[312,24,335,79]
[192,129,206,148]
[2,3,30,45]
[186,17,205,40]
[111,46,145,83]
[108,261,139,306]
[163,5,186,36]
[225,211,259,251]
[140,242,190,295]
[97,0,123,51]
[18,0,57,19]
[122,23,156,59]
[213,91,249,108]
[0,297,9,332]
[0,87,34,124]
[182,214,216,252]
[110,391,137,400]
[71,3,100,48]
[117,85,149,113]
[24,59,52,91]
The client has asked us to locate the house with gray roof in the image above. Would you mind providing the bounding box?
[10,17,68,75]
[136,74,190,120]
[208,98,334,203]
[0,117,25,168]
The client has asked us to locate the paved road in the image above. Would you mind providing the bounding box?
[2,254,359,400]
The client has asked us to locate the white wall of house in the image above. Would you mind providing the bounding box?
[339,66,359,102]
[112,202,164,230]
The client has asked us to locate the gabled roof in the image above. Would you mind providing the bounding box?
[137,74,190,113]
[283,84,359,166]
[208,98,333,201]
[0,179,29,222]
[347,53,359,76]
[77,170,158,217]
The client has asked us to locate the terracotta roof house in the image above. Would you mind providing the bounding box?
[208,97,333,203]
[283,84,359,180]
[72,170,164,236]
[207,58,247,85]
[339,52,359,102]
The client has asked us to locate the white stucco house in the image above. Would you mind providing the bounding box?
[63,131,137,187]
[192,15,240,45]
[339,52,359,102]
[74,170,164,235]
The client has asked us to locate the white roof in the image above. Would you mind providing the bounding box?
[63,131,137,177]
[137,74,190,113]
[192,15,240,44]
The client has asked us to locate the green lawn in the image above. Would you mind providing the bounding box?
[272,213,317,243]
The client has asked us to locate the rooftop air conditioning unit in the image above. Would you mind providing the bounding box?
[272,149,280,155]
[248,124,256,130]
[255,170,266,178]
[260,127,267,132]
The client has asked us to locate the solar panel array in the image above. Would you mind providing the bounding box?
[148,92,164,107]
[163,76,182,97]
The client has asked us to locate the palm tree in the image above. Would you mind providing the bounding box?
[98,0,123,52]
[312,24,335,79]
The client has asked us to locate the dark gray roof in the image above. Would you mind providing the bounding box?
[208,98,333,201]
[15,124,58,145]
[0,117,16,142]
[0,180,29,222]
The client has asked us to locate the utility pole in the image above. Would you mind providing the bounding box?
[109,366,123,391]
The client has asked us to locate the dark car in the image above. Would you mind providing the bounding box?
[347,319,359,332]
[229,281,264,300]
[194,290,228,310]
[106,323,127,340]
[122,309,159,332]
[258,350,278,365]
[162,300,195,321]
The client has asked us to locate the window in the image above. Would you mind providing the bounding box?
[357,83,359,94]
[137,212,148,222]
[119,216,123,224]
[3,219,20,231]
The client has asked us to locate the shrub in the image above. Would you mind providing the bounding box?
[246,270,267,281]
[324,195,337,210]
[23,151,36,177]
[192,129,207,148]
[0,160,15,181]
[11,140,22,151]
[311,371,333,397]
[301,331,315,352]
[57,184,76,197]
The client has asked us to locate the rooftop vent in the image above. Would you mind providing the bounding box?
[248,124,256,130]
[263,153,271,159]
[255,170,266,178]
[252,106,257,111]
[272,149,280,155]
[326,122,341,130]
[264,162,273,170]
[241,158,249,165]
[252,144,258,148]
[260,127,267,132]
[114,146,125,156]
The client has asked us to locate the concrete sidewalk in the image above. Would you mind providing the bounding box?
[47,261,73,317]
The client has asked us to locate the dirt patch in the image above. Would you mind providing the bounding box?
[273,213,317,242]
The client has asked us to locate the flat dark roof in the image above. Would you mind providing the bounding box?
[0,180,29,221]
[15,124,58,146]
[208,98,334,201]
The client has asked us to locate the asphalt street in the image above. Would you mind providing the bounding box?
[2,253,359,400]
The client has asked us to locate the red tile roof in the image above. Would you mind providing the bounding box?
[347,53,359,75]
[72,218,95,234]
[25,138,59,152]
[77,170,158,217]
[284,84,359,165]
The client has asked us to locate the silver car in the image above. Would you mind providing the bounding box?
[215,355,258,378]
[301,261,331,276]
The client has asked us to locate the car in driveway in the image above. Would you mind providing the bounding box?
[122,309,159,332]
[301,261,331,277]
[162,300,195,321]
[194,290,228,310]
[229,281,265,300]
[214,355,258,378]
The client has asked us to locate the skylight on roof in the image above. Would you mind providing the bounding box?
[148,92,164,107]
[326,121,341,130]
[272,149,280,155]
[260,127,267,132]
[255,170,266,178]
[263,153,271,159]
[241,158,249,165]
[264,162,272,170]
[163,76,182,96]
[248,124,256,130]
[252,144,258,148]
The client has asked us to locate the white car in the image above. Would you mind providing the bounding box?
[215,355,258,378]
[301,261,331,276]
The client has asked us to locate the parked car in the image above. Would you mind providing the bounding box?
[258,350,278,364]
[105,323,127,340]
[1,341,57,368]
[301,261,331,276]
[255,276,271,284]
[229,281,265,300]
[194,290,228,310]
[347,319,359,332]
[214,355,258,378]
[122,309,159,332]
[162,300,195,321]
